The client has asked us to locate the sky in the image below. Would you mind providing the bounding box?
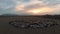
[0,0,60,15]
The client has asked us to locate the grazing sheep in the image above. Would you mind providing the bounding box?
[9,21,19,28]
[9,20,59,29]
[29,23,48,29]
[50,23,59,27]
[9,21,30,28]
[9,21,13,24]
[18,24,29,28]
[44,24,49,28]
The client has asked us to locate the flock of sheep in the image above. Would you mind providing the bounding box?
[9,19,59,29]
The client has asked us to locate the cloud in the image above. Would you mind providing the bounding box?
[14,0,60,15]
[0,0,16,14]
[0,0,60,15]
[0,0,15,10]
[14,0,48,14]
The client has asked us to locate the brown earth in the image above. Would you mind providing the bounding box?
[0,16,60,34]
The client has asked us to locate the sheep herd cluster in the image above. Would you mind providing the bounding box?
[9,20,59,29]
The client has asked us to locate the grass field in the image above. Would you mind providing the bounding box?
[0,16,60,34]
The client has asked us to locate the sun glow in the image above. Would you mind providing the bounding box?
[28,9,42,15]
[27,7,55,15]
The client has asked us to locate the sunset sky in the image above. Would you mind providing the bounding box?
[0,0,60,15]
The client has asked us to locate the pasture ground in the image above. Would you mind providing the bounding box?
[0,16,60,34]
